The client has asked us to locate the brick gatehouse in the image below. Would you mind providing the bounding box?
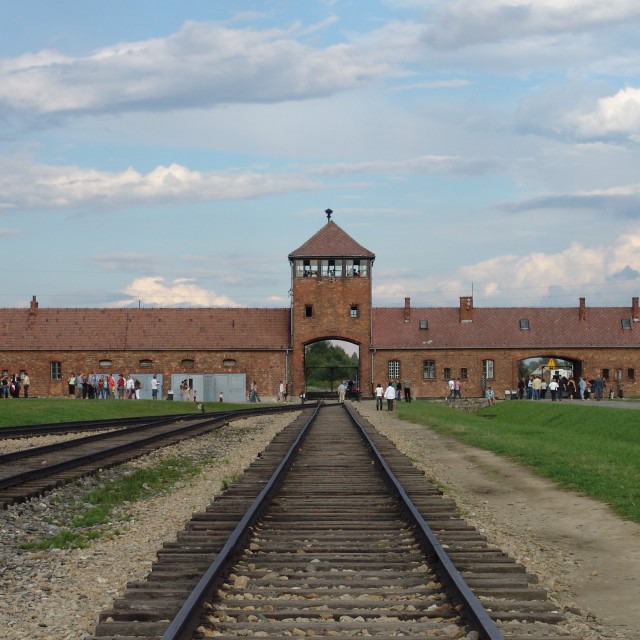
[1,219,639,400]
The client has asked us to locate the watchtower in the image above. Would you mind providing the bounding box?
[288,214,375,396]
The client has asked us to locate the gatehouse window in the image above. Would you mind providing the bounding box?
[139,359,153,368]
[181,359,195,370]
[460,368,468,380]
[628,368,635,380]
[321,259,342,277]
[346,259,368,278]
[350,305,359,318]
[615,369,623,382]
[50,361,62,381]
[423,360,435,379]
[305,305,313,318]
[443,367,452,380]
[99,359,113,368]
[223,359,237,367]
[388,360,400,379]
[482,359,494,379]
[602,368,610,380]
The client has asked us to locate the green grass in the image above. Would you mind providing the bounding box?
[0,398,256,428]
[22,456,208,549]
[396,400,640,523]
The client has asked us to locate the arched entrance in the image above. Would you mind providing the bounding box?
[517,355,584,398]
[303,339,360,400]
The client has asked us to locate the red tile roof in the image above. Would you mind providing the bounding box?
[373,306,640,349]
[289,221,375,259]
[0,308,291,351]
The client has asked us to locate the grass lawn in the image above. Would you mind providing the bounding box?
[0,398,256,427]
[396,400,640,523]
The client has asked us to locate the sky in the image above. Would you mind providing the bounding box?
[2,0,640,311]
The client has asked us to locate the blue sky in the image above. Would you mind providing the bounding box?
[2,0,640,310]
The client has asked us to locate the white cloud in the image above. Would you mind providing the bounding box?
[119,276,240,307]
[575,87,640,138]
[422,0,640,49]
[0,159,319,211]
[374,231,640,306]
[0,21,387,119]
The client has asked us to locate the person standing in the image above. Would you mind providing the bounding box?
[375,383,384,410]
[578,377,586,400]
[384,382,396,411]
[548,378,559,401]
[403,378,412,402]
[593,374,604,401]
[68,372,76,398]
[22,372,30,398]
[151,374,159,400]
[337,381,347,403]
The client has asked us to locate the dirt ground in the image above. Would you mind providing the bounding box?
[356,402,640,639]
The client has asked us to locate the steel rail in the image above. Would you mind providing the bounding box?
[160,402,322,640]
[0,403,309,439]
[0,413,234,491]
[344,402,505,640]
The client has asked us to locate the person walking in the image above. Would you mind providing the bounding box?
[337,381,347,403]
[374,383,384,410]
[384,382,396,411]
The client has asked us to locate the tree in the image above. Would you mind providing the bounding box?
[304,341,359,390]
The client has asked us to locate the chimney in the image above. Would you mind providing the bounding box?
[579,297,587,321]
[459,296,473,322]
[633,297,639,321]
[404,297,411,322]
[29,295,38,316]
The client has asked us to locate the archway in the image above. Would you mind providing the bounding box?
[517,355,583,399]
[303,339,360,400]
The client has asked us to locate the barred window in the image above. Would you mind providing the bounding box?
[388,360,400,379]
[460,368,468,380]
[443,367,452,381]
[50,361,62,381]
[423,360,435,379]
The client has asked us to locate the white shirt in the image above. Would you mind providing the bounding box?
[384,385,396,400]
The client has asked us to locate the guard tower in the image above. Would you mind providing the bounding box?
[288,212,375,397]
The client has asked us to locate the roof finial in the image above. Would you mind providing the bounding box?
[325,208,333,223]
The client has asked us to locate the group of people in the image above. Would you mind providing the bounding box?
[374,381,409,411]
[67,372,158,400]
[517,374,608,401]
[447,378,463,399]
[0,372,30,398]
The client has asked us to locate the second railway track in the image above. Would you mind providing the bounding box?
[90,403,578,640]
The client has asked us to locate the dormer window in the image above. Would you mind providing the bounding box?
[519,319,530,330]
[621,318,632,330]
[419,319,428,330]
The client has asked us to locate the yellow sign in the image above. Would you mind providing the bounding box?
[547,358,556,368]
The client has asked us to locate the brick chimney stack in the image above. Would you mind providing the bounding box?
[404,297,411,322]
[29,295,38,315]
[459,296,473,322]
[579,297,587,321]
[633,296,639,321]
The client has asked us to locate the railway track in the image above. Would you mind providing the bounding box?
[0,406,305,509]
[90,403,578,640]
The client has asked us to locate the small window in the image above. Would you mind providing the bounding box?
[181,359,195,369]
[305,305,313,318]
[482,359,494,380]
[615,369,623,382]
[519,319,530,330]
[423,360,435,380]
[602,368,610,380]
[628,368,635,380]
[460,368,468,380]
[99,359,113,368]
[621,318,632,329]
[419,319,428,330]
[443,367,452,381]
[1,369,8,378]
[388,360,400,379]
[50,361,62,381]
[223,359,237,367]
[139,359,153,368]
[350,305,359,318]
